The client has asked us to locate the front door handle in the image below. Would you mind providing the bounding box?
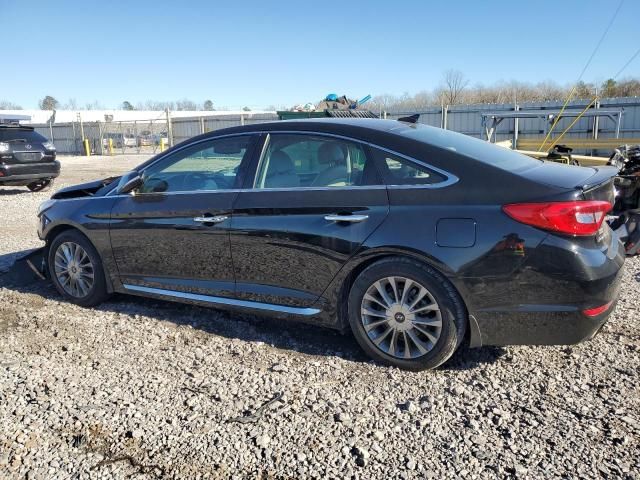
[324,214,369,223]
[194,215,229,224]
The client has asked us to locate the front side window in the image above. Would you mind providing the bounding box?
[371,147,447,186]
[139,135,252,193]
[254,134,380,189]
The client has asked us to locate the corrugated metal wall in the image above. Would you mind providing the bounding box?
[386,97,640,145]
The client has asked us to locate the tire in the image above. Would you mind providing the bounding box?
[27,179,54,192]
[47,230,110,307]
[347,257,467,371]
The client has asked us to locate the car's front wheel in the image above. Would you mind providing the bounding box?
[347,257,467,371]
[47,230,110,307]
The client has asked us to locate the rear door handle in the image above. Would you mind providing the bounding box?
[324,214,369,223]
[194,215,229,224]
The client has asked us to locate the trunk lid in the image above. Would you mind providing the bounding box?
[522,161,618,191]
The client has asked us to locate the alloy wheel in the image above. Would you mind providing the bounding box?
[53,242,95,298]
[360,276,442,359]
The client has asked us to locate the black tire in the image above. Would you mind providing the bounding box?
[347,257,467,371]
[27,179,54,192]
[47,230,110,307]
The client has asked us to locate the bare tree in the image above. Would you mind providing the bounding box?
[0,100,22,110]
[63,98,79,109]
[175,99,197,111]
[441,69,469,105]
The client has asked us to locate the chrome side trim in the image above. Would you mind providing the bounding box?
[122,283,321,315]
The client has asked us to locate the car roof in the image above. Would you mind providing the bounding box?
[193,118,437,146]
[0,124,35,131]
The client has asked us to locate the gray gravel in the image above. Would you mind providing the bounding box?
[1,156,639,479]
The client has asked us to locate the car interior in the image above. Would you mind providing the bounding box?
[256,135,375,189]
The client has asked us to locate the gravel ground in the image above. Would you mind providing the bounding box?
[1,156,639,479]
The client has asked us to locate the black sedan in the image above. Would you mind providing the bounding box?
[34,119,624,370]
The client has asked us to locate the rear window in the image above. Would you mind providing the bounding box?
[390,122,540,173]
[0,128,47,143]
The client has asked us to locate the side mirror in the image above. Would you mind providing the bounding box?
[116,172,143,194]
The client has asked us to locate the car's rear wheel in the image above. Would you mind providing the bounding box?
[347,257,467,371]
[27,179,54,192]
[47,230,110,307]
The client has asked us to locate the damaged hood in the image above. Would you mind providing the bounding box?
[51,176,120,199]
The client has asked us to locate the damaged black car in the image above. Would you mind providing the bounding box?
[30,119,625,370]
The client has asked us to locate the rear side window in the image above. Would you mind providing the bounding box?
[390,122,540,173]
[0,128,47,143]
[254,134,381,189]
[371,147,447,186]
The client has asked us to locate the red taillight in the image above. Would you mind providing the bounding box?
[502,200,612,236]
[582,301,613,317]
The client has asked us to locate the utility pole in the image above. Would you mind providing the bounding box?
[165,108,173,147]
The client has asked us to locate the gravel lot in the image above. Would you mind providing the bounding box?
[1,155,639,479]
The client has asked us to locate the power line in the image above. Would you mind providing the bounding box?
[538,0,625,151]
[613,46,640,79]
[576,0,625,82]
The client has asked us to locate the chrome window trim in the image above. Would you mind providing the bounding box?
[105,129,459,197]
[122,283,321,316]
[368,144,460,189]
[105,132,257,197]
[250,130,458,191]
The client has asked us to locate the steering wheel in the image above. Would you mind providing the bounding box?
[182,172,218,191]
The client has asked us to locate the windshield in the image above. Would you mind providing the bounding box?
[0,128,48,143]
[390,122,541,173]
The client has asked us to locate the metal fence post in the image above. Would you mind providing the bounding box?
[166,109,173,147]
[593,99,600,140]
[443,105,449,130]
[513,104,520,149]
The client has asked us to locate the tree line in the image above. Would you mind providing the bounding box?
[367,70,640,113]
[0,97,250,112]
[1,71,639,112]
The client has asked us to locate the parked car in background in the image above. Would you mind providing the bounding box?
[103,133,137,149]
[0,124,59,191]
[102,133,125,149]
[33,119,624,370]
[152,132,169,146]
[137,131,153,147]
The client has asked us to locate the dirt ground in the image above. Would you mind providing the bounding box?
[0,154,638,479]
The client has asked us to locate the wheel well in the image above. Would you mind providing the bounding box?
[45,224,79,245]
[337,253,470,336]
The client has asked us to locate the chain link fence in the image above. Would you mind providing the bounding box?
[31,113,278,155]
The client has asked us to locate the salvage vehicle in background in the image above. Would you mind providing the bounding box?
[607,144,640,255]
[0,124,59,191]
[32,119,624,370]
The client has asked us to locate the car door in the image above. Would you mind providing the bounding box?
[109,134,258,298]
[229,132,389,308]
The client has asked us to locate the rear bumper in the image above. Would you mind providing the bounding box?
[470,300,618,347]
[0,161,60,185]
[468,229,625,347]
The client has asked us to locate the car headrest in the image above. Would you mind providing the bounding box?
[318,142,346,165]
[268,150,295,175]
